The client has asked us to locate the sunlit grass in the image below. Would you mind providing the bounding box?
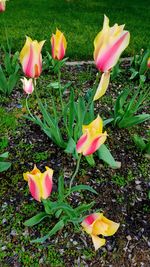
[0,0,149,59]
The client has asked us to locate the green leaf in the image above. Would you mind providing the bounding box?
[114,88,130,118]
[74,202,95,214]
[24,212,49,227]
[0,152,9,158]
[66,185,98,197]
[85,154,95,167]
[97,144,120,168]
[58,175,65,202]
[133,134,146,151]
[0,162,11,172]
[31,219,65,243]
[130,69,139,80]
[119,114,150,128]
[103,118,114,126]
[65,138,78,159]
[139,50,150,75]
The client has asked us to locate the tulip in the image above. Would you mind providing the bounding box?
[93,15,130,101]
[23,165,53,202]
[20,36,45,78]
[21,77,34,95]
[81,213,120,251]
[76,115,107,156]
[147,57,150,69]
[0,0,6,12]
[51,29,67,60]
[94,15,130,72]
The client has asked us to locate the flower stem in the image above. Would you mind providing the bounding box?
[58,69,64,112]
[25,96,35,120]
[69,154,82,191]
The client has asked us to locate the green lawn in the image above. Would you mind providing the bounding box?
[0,0,150,59]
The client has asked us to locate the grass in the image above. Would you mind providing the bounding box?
[0,0,150,59]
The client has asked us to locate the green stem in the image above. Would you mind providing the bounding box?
[26,96,35,120]
[58,69,64,112]
[69,154,82,190]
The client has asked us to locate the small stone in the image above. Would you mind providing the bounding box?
[126,235,132,241]
[73,241,78,245]
[2,218,7,224]
[2,246,7,251]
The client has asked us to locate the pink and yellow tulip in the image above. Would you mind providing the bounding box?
[147,57,150,69]
[76,115,107,156]
[21,77,34,95]
[81,213,120,251]
[94,15,130,73]
[93,15,130,101]
[20,36,45,78]
[23,165,53,202]
[51,29,67,60]
[0,0,6,12]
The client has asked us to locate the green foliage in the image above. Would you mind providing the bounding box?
[32,151,48,162]
[0,151,11,172]
[111,86,150,128]
[130,49,150,85]
[112,170,134,187]
[43,52,68,73]
[0,107,17,135]
[0,47,20,96]
[133,132,150,156]
[24,175,97,243]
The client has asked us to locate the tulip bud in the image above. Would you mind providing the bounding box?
[21,77,34,95]
[23,165,53,202]
[0,0,6,12]
[20,36,45,78]
[51,29,67,60]
[94,15,130,72]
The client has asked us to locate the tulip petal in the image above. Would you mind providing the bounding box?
[82,213,100,234]
[83,132,107,156]
[94,72,110,101]
[91,235,106,250]
[96,31,130,72]
[41,167,53,199]
[28,175,41,202]
[92,215,120,236]
[76,133,88,154]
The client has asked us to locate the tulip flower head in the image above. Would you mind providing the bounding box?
[0,0,6,12]
[147,57,150,69]
[81,213,120,251]
[76,115,107,156]
[20,36,45,78]
[21,77,34,95]
[94,15,130,72]
[23,165,53,202]
[51,29,67,60]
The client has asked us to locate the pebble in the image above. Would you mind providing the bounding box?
[2,218,7,224]
[126,235,132,241]
[2,246,7,251]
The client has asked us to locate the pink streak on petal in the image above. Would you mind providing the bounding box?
[25,44,34,77]
[51,35,55,59]
[58,41,65,60]
[76,134,88,153]
[29,177,40,201]
[96,32,129,72]
[44,174,53,198]
[84,136,101,156]
[84,214,97,225]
